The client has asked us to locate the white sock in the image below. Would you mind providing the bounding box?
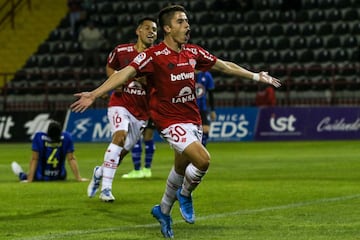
[181,163,207,197]
[101,143,122,191]
[160,167,184,215]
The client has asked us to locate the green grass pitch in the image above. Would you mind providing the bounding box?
[1,140,360,240]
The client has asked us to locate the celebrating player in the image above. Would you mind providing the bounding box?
[71,5,280,238]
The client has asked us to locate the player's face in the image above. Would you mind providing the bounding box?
[169,11,190,44]
[138,20,157,47]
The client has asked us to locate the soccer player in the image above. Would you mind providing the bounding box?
[104,17,157,179]
[71,5,281,238]
[195,71,216,147]
[11,121,87,182]
[86,17,158,202]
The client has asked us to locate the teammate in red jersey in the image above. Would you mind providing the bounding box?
[107,17,157,180]
[71,5,281,238]
[86,17,157,202]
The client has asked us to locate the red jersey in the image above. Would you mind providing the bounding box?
[129,42,217,130]
[107,43,149,120]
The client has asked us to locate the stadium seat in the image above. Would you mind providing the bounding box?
[284,24,300,36]
[47,29,61,41]
[301,24,316,36]
[225,38,241,50]
[36,42,51,55]
[118,15,133,26]
[208,39,224,51]
[333,22,350,35]
[281,50,298,63]
[332,49,349,62]
[97,2,113,14]
[244,11,260,24]
[71,54,85,68]
[39,56,54,68]
[127,2,143,13]
[326,9,342,22]
[242,38,257,50]
[261,11,277,23]
[265,51,281,64]
[248,51,264,64]
[203,26,218,38]
[292,37,308,50]
[274,37,290,50]
[56,55,71,68]
[343,8,358,21]
[302,0,317,9]
[277,11,294,23]
[236,25,251,37]
[24,55,39,68]
[190,26,202,39]
[306,63,323,77]
[219,25,235,37]
[317,0,334,8]
[343,35,358,48]
[298,50,315,63]
[351,23,360,35]
[317,23,333,36]
[144,2,159,13]
[258,38,273,50]
[52,42,66,54]
[232,51,248,64]
[228,12,243,23]
[267,24,284,37]
[294,10,309,22]
[315,49,331,62]
[325,36,341,49]
[251,25,266,37]
[334,0,351,8]
[67,41,81,53]
[308,37,324,49]
[309,10,325,22]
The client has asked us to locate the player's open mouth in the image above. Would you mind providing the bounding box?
[185,29,191,40]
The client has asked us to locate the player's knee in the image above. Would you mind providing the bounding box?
[197,151,210,171]
[112,131,127,146]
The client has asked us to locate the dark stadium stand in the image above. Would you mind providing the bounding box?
[2,0,360,111]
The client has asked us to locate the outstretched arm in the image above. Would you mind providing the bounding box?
[70,65,137,112]
[211,59,281,88]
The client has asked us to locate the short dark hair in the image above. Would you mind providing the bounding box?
[158,5,186,30]
[137,16,157,26]
[47,121,62,142]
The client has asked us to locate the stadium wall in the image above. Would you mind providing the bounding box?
[1,107,358,142]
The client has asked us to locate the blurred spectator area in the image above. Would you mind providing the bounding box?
[1,0,360,111]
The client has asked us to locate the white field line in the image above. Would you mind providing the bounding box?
[16,193,360,240]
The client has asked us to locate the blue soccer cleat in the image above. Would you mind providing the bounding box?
[87,166,101,198]
[176,188,195,224]
[99,188,115,202]
[151,205,174,238]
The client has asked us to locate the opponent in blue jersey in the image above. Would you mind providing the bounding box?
[11,121,87,182]
[195,71,216,146]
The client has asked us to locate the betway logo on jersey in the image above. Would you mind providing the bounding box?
[154,47,171,56]
[170,72,194,81]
